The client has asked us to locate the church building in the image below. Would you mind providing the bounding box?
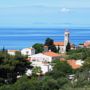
[54,31,70,53]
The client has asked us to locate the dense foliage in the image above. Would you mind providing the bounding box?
[32,43,44,54]
[0,48,90,90]
[45,38,58,52]
[67,48,90,60]
[0,50,31,85]
[66,42,71,52]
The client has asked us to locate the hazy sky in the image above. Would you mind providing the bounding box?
[0,0,90,28]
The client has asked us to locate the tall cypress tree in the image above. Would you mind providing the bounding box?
[66,42,71,52]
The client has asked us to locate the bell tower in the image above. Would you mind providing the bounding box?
[64,30,70,53]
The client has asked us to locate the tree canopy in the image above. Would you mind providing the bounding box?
[45,38,58,52]
[32,43,44,54]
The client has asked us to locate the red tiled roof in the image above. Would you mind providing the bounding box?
[54,42,64,46]
[60,59,81,69]
[67,60,81,69]
[60,58,65,61]
[43,51,61,57]
[84,41,90,47]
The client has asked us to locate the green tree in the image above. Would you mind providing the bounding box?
[49,60,73,79]
[57,45,60,53]
[32,66,42,76]
[66,42,71,52]
[32,43,44,54]
[45,38,58,52]
[13,75,42,90]
[0,50,31,84]
[42,78,59,90]
[45,38,54,46]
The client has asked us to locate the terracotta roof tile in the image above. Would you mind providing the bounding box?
[54,42,64,46]
[67,60,81,69]
[84,41,90,47]
[43,51,61,57]
[60,59,81,69]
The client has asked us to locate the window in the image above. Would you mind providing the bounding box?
[26,51,29,54]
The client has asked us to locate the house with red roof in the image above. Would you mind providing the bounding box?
[43,50,61,60]
[61,59,84,69]
[84,40,90,48]
[28,51,61,74]
[29,50,61,63]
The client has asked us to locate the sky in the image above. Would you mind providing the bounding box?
[0,0,90,28]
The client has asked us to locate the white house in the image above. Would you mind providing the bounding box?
[43,51,61,61]
[29,51,61,63]
[28,51,61,74]
[32,62,52,74]
[21,47,35,56]
[8,50,19,55]
[84,40,90,48]
[29,53,52,63]
[28,53,53,74]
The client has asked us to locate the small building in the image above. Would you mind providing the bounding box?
[78,43,84,48]
[29,51,61,63]
[31,62,52,75]
[29,53,53,74]
[54,42,65,53]
[28,51,61,74]
[29,53,52,63]
[70,43,76,50]
[43,50,61,61]
[21,47,35,56]
[8,50,19,55]
[67,59,84,69]
[84,41,90,48]
[54,31,70,53]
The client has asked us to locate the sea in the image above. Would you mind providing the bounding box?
[0,28,90,50]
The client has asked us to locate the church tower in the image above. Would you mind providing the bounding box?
[64,30,70,53]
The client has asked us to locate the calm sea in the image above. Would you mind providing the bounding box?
[0,28,90,50]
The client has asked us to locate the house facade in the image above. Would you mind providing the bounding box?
[28,51,61,74]
[28,51,61,63]
[8,50,19,55]
[30,53,52,63]
[84,40,90,48]
[43,50,61,61]
[21,48,35,56]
